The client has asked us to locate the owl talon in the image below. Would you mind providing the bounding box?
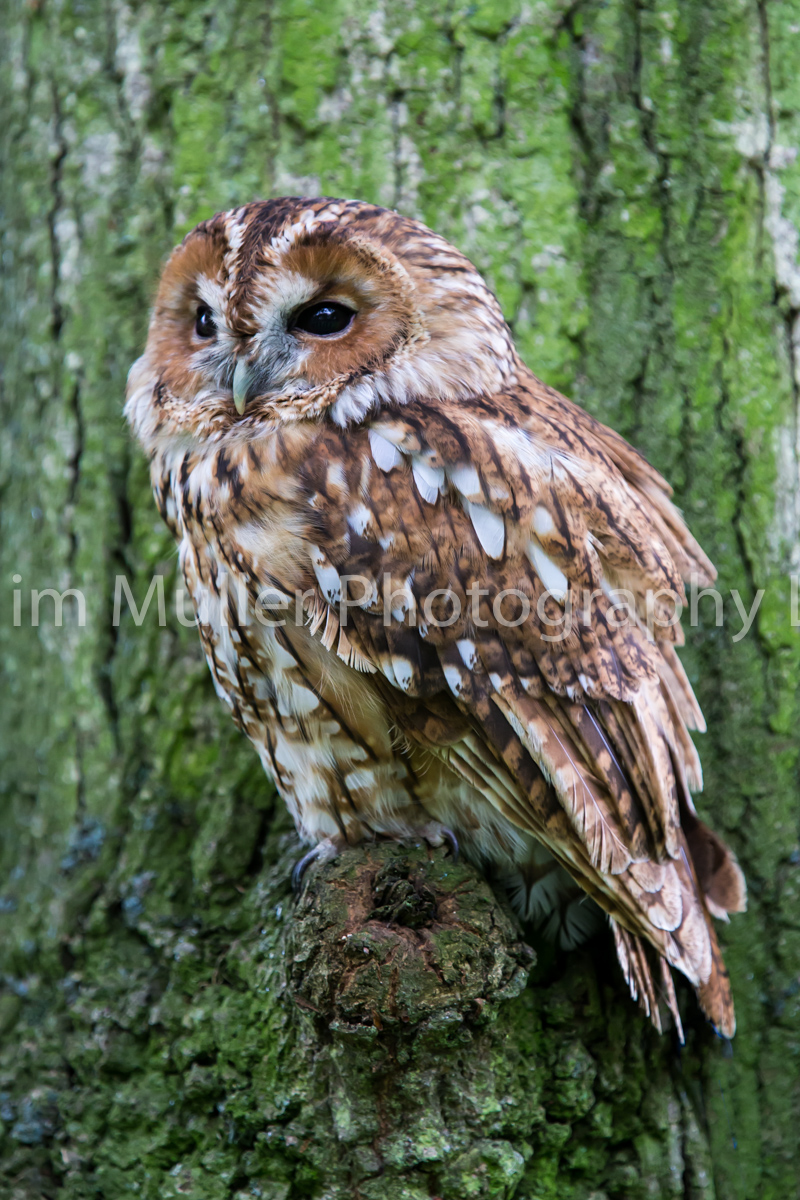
[416,823,459,862]
[291,836,342,896]
[441,827,459,863]
[291,847,321,896]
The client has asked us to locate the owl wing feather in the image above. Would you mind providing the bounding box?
[279,376,744,1034]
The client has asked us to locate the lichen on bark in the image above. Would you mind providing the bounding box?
[1,0,799,1197]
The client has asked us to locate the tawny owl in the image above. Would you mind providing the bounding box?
[126,197,746,1038]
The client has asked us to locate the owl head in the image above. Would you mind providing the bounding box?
[125,197,518,451]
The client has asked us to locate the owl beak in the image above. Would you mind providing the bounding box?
[232,358,252,416]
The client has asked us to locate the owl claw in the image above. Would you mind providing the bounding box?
[291,847,321,895]
[441,827,459,863]
[417,822,459,862]
[291,836,342,896]
[291,829,457,896]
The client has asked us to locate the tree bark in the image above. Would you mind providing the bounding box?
[1,0,799,1197]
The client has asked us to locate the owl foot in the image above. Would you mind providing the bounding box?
[435,826,460,862]
[445,828,459,861]
[291,836,342,896]
[291,826,458,896]
[409,822,459,862]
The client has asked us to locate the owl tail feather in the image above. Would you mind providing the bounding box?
[683,811,747,922]
[675,822,738,1038]
[611,920,683,1041]
[696,918,736,1039]
[611,914,736,1040]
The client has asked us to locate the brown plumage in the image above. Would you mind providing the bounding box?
[126,197,746,1038]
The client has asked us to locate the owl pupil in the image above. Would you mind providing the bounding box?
[195,305,216,338]
[293,302,354,336]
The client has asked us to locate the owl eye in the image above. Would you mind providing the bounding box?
[195,305,216,338]
[292,302,355,337]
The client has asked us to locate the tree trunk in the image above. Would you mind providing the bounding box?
[1,0,798,1196]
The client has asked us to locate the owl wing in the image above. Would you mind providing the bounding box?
[287,377,745,1036]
